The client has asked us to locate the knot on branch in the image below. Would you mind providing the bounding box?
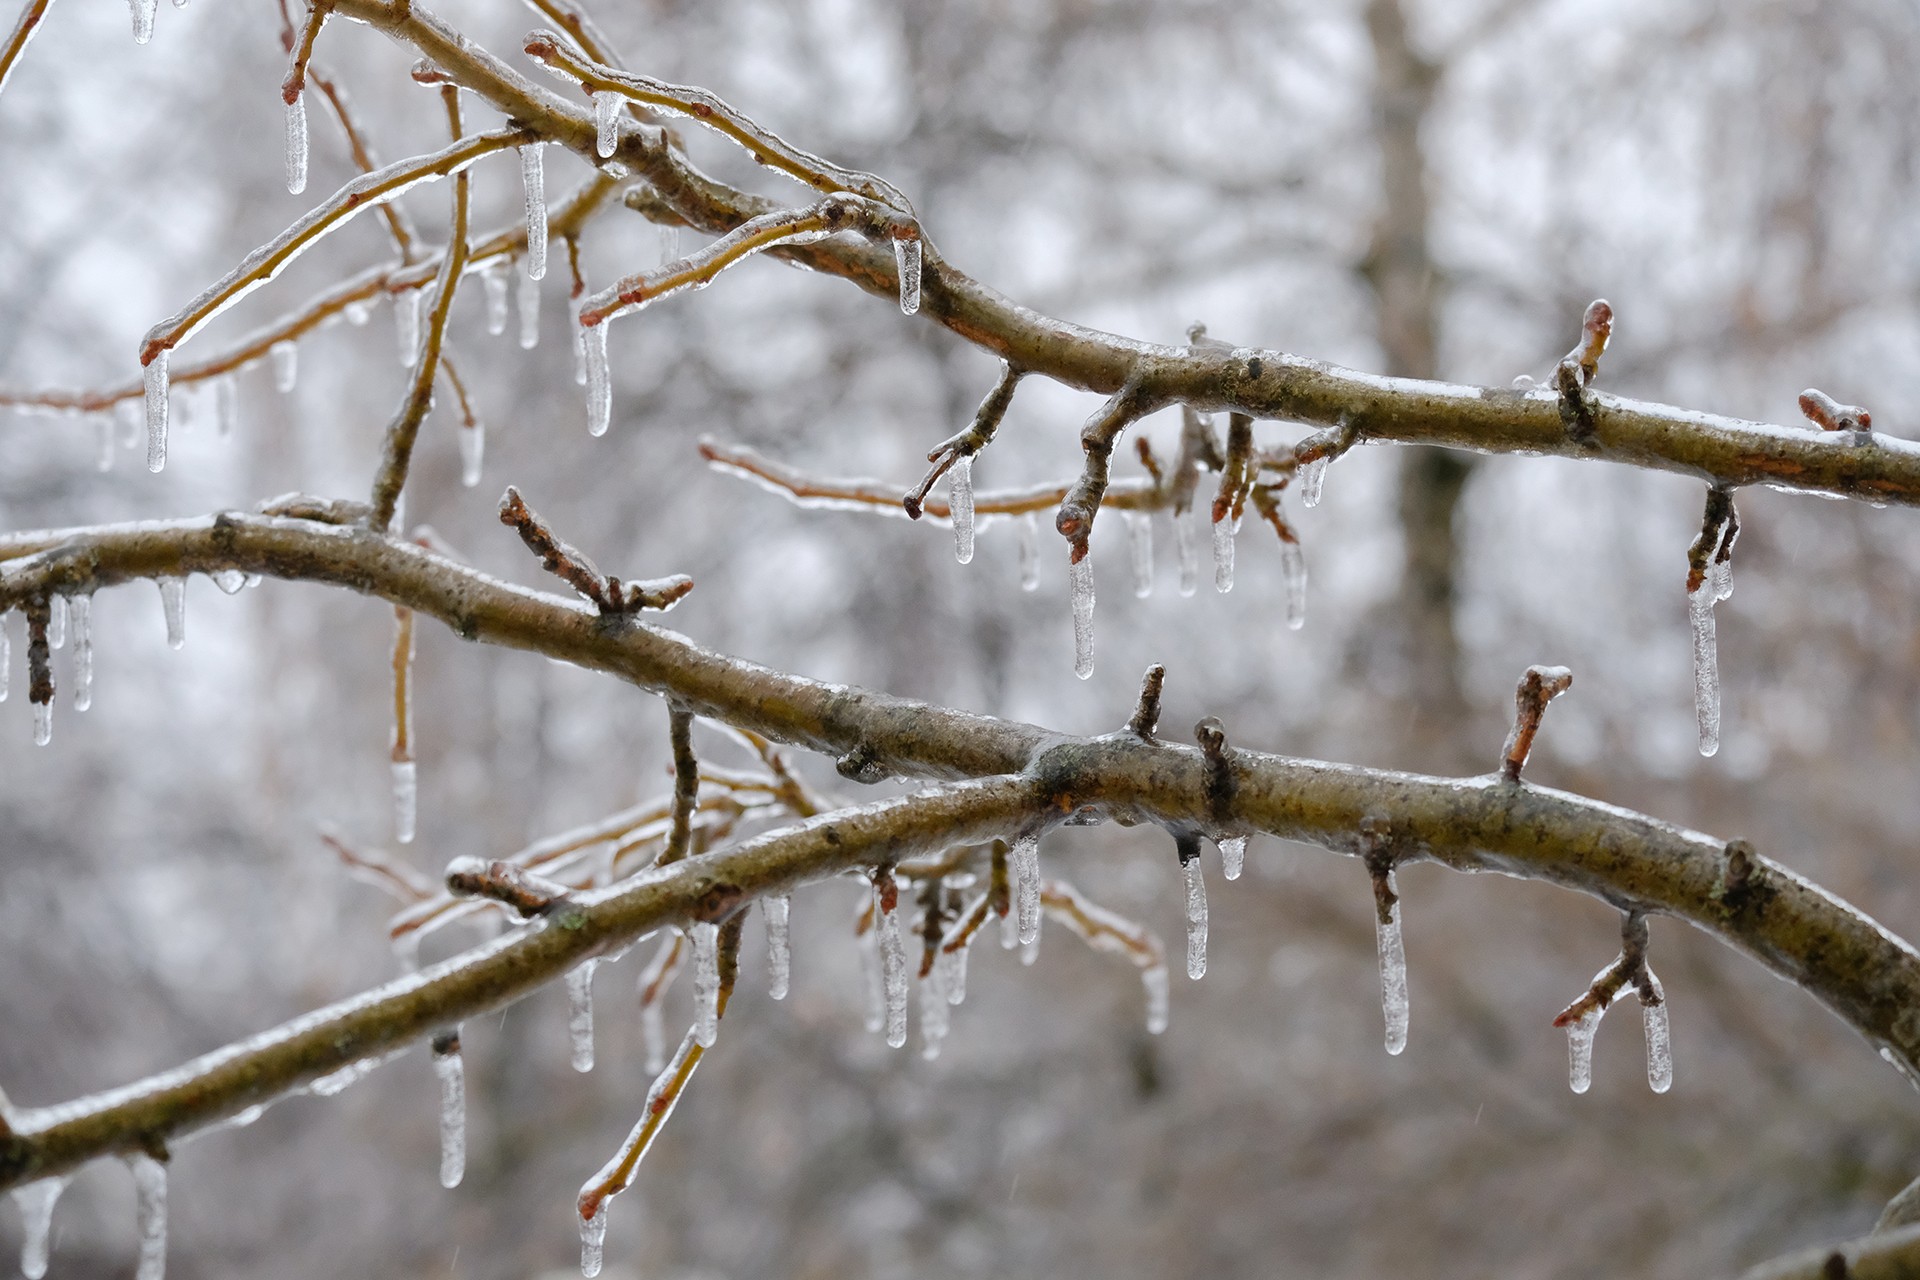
[499,486,692,614]
[444,856,570,917]
[1800,387,1873,437]
[1554,299,1612,444]
[1194,716,1235,821]
[259,492,374,525]
[1500,664,1573,781]
[1127,664,1166,739]
[835,743,888,785]
[1714,839,1773,915]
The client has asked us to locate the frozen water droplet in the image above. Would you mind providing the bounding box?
[520,144,548,281]
[157,577,185,649]
[691,921,720,1047]
[70,594,92,713]
[32,701,51,746]
[214,376,237,437]
[593,91,621,159]
[1299,454,1328,508]
[285,92,309,195]
[950,456,974,563]
[483,262,509,336]
[13,1176,66,1280]
[1069,553,1095,680]
[764,893,790,1000]
[1219,835,1246,881]
[893,236,922,315]
[212,570,246,595]
[47,594,65,651]
[271,340,298,393]
[517,266,541,350]
[1212,514,1235,593]
[1376,879,1408,1055]
[1567,1008,1600,1094]
[1175,508,1199,596]
[919,967,949,1060]
[1013,834,1041,946]
[875,885,908,1049]
[1511,374,1535,391]
[433,1038,465,1188]
[95,413,116,472]
[1689,586,1719,757]
[579,1200,607,1279]
[396,290,422,367]
[1125,512,1153,598]
[144,349,170,473]
[459,421,485,488]
[1643,970,1672,1094]
[567,959,598,1072]
[1182,856,1208,980]
[129,0,155,43]
[1016,513,1039,592]
[128,1152,167,1280]
[583,320,610,437]
[391,759,417,844]
[1282,540,1307,631]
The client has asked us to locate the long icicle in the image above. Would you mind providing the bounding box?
[431,1030,465,1188]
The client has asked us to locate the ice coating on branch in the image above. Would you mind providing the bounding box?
[1182,856,1208,980]
[919,968,949,1059]
[764,893,791,1000]
[875,885,908,1049]
[1689,586,1719,757]
[1567,1007,1601,1094]
[691,920,720,1047]
[271,340,298,393]
[433,1039,465,1188]
[1644,971,1673,1094]
[391,759,417,844]
[1282,540,1307,631]
[47,595,65,651]
[71,594,92,712]
[285,92,309,195]
[520,144,548,281]
[579,1200,607,1279]
[1377,876,1408,1056]
[1013,833,1041,946]
[583,320,610,437]
[1175,508,1199,597]
[13,1176,65,1279]
[1299,453,1328,508]
[157,577,185,649]
[517,266,541,350]
[214,375,237,437]
[592,90,620,159]
[1212,514,1235,593]
[396,289,422,367]
[567,959,598,1072]
[95,414,115,472]
[950,456,975,564]
[128,1152,167,1280]
[1125,512,1152,597]
[893,236,922,315]
[459,421,485,488]
[1017,513,1040,591]
[1070,553,1095,680]
[144,348,169,472]
[129,0,155,44]
[483,262,509,335]
[1218,834,1246,881]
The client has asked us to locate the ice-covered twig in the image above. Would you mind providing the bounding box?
[1499,663,1573,782]
[1362,815,1409,1055]
[1193,715,1237,826]
[1209,413,1255,562]
[635,931,685,1075]
[321,829,433,904]
[1040,878,1170,1034]
[1685,486,1738,756]
[1056,380,1154,565]
[0,0,56,102]
[497,486,695,614]
[1292,415,1357,509]
[1553,301,1613,443]
[443,856,572,917]
[390,607,417,843]
[904,362,1023,519]
[1551,910,1672,1094]
[660,703,699,866]
[303,62,421,257]
[1798,387,1872,436]
[1127,663,1166,739]
[24,598,51,745]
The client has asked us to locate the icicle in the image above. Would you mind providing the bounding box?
[32,702,50,747]
[71,594,92,712]
[1125,511,1153,598]
[517,266,541,350]
[396,289,422,367]
[893,236,922,315]
[875,884,908,1049]
[1016,512,1040,591]
[567,959,598,1072]
[949,456,975,563]
[1021,931,1041,966]
[1,623,10,702]
[1069,553,1095,680]
[1219,834,1246,881]
[128,1152,167,1280]
[12,1177,65,1280]
[583,320,611,437]
[764,893,790,1000]
[482,262,510,336]
[1012,833,1041,946]
[939,942,968,1006]
[144,349,169,473]
[47,595,65,650]
[1376,876,1409,1056]
[214,375,237,437]
[458,421,485,488]
[1142,963,1169,1035]
[579,1200,608,1279]
[117,399,142,448]
[1212,514,1235,593]
[1689,585,1719,757]
[285,92,309,195]
[1282,540,1307,631]
[1175,508,1199,597]
[1643,970,1673,1094]
[157,577,185,649]
[1567,1008,1600,1094]
[691,920,720,1047]
[1182,856,1208,980]
[95,413,116,471]
[129,0,155,44]
[1299,453,1328,508]
[520,144,548,281]
[391,760,417,845]
[919,967,949,1060]
[659,222,682,264]
[860,926,886,1033]
[589,91,622,159]
[271,340,298,393]
[433,1037,466,1188]
[640,997,666,1075]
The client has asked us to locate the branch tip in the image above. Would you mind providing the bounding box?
[1500,663,1573,781]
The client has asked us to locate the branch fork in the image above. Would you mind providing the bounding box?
[498,486,693,614]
